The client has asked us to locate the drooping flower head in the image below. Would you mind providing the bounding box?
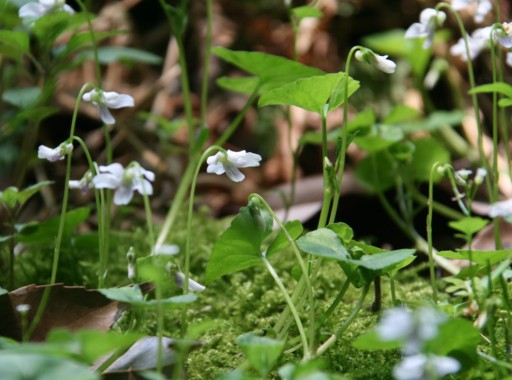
[82,88,134,125]
[477,22,512,48]
[92,162,155,205]
[206,150,262,182]
[38,142,73,162]
[355,48,396,74]
[405,8,447,49]
[452,0,492,24]
[69,170,94,193]
[19,0,74,24]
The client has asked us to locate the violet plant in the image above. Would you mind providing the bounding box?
[1,0,512,379]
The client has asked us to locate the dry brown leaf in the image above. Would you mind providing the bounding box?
[0,284,128,342]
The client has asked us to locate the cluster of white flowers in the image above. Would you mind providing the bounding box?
[376,307,461,380]
[405,2,512,68]
[19,0,74,24]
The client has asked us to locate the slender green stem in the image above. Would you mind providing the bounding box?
[200,0,213,129]
[24,83,93,340]
[72,136,106,287]
[407,183,465,220]
[76,0,102,85]
[316,283,370,356]
[249,193,316,349]
[437,3,492,195]
[262,255,310,360]
[155,279,164,374]
[489,29,502,250]
[318,108,333,228]
[389,276,397,305]
[427,162,442,303]
[317,278,350,326]
[330,46,361,221]
[181,146,223,338]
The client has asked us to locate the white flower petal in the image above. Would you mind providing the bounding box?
[498,35,512,48]
[393,354,427,380]
[375,54,396,74]
[489,199,512,218]
[93,173,121,189]
[206,160,226,175]
[376,308,414,341]
[103,92,134,109]
[227,150,262,168]
[62,4,74,14]
[405,23,427,39]
[113,185,134,205]
[133,179,154,196]
[19,3,47,19]
[99,163,125,177]
[419,8,438,26]
[224,164,245,182]
[99,105,115,125]
[175,272,206,292]
[38,145,63,162]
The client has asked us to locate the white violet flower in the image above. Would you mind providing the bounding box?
[82,88,134,125]
[69,170,94,193]
[393,354,461,380]
[405,8,446,49]
[452,0,492,24]
[376,307,447,355]
[478,22,512,48]
[488,198,512,219]
[206,150,262,182]
[450,29,488,61]
[92,162,155,205]
[19,0,74,24]
[454,169,472,185]
[355,48,396,74]
[507,52,512,67]
[38,142,73,162]
[175,272,206,292]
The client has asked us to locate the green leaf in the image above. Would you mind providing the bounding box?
[399,111,464,134]
[352,330,402,350]
[437,249,512,266]
[2,87,42,108]
[354,124,404,152]
[327,222,354,244]
[0,30,30,61]
[407,138,450,182]
[216,76,260,94]
[32,11,91,43]
[382,104,421,124]
[18,207,90,244]
[17,181,53,207]
[425,319,480,369]
[0,352,98,380]
[266,220,303,257]
[99,285,196,309]
[448,217,489,237]
[296,228,350,260]
[47,329,142,365]
[355,150,396,192]
[235,333,285,377]
[498,98,512,108]
[212,47,324,92]
[469,82,512,98]
[0,187,18,209]
[78,46,162,65]
[259,72,359,115]
[347,249,416,271]
[347,108,376,132]
[61,30,125,55]
[291,6,323,22]
[205,206,272,284]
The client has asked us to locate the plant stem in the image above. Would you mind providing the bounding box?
[24,83,93,340]
[330,46,361,222]
[316,283,370,356]
[181,146,222,338]
[427,162,442,303]
[200,0,213,130]
[262,255,310,360]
